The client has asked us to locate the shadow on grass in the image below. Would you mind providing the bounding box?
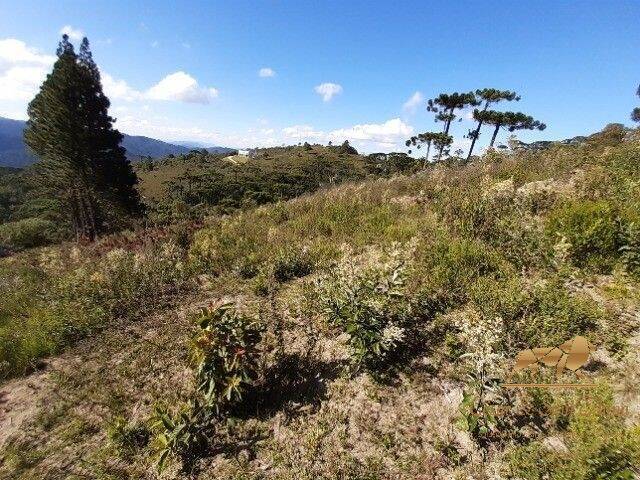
[233,352,342,420]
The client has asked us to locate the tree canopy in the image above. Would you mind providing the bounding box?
[466,88,520,159]
[427,91,478,159]
[475,110,547,147]
[632,84,640,123]
[405,132,452,165]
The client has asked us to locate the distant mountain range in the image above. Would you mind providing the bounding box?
[0,117,234,168]
[171,140,237,154]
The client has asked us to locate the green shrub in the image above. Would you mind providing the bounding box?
[0,217,59,249]
[546,200,624,272]
[153,304,263,471]
[192,303,263,411]
[313,246,412,371]
[153,403,211,472]
[471,276,605,351]
[508,387,640,480]
[416,237,508,310]
[620,222,640,279]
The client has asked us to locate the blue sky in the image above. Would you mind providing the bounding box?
[0,0,638,152]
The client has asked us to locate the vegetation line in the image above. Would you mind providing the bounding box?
[502,383,597,388]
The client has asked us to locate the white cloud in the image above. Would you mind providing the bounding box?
[145,71,218,104]
[102,73,143,102]
[329,118,413,144]
[314,82,342,102]
[0,107,28,120]
[281,118,413,152]
[258,67,275,78]
[402,91,424,113]
[60,25,84,41]
[150,41,159,48]
[0,39,55,100]
[282,125,324,139]
[115,114,215,141]
[182,42,191,49]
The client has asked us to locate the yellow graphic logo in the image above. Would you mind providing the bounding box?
[503,336,596,388]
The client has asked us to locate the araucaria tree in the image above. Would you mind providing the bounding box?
[477,110,546,148]
[466,88,520,159]
[24,35,140,241]
[631,84,640,122]
[405,132,452,166]
[427,91,478,158]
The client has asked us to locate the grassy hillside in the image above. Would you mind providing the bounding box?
[1,131,640,478]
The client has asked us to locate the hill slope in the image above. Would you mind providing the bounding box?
[0,116,231,166]
[1,131,639,478]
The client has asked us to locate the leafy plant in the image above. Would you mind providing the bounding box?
[314,245,411,371]
[153,402,211,472]
[454,310,507,452]
[193,303,263,411]
[151,304,263,471]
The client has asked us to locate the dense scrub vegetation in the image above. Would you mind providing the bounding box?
[1,129,640,478]
[136,144,421,222]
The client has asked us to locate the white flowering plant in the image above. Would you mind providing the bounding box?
[454,309,509,451]
[313,243,413,372]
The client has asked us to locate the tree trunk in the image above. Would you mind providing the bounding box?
[489,124,501,148]
[423,141,431,168]
[70,192,81,242]
[437,108,455,160]
[79,168,99,241]
[81,193,97,241]
[466,102,490,160]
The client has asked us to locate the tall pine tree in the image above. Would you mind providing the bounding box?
[24,35,140,241]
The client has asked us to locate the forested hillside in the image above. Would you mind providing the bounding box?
[136,143,419,220]
[1,129,639,478]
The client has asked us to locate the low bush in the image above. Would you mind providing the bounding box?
[414,236,508,310]
[272,248,314,282]
[508,386,640,480]
[192,303,263,410]
[0,217,59,250]
[470,276,606,351]
[620,222,640,279]
[546,200,624,273]
[154,304,263,471]
[312,245,413,371]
